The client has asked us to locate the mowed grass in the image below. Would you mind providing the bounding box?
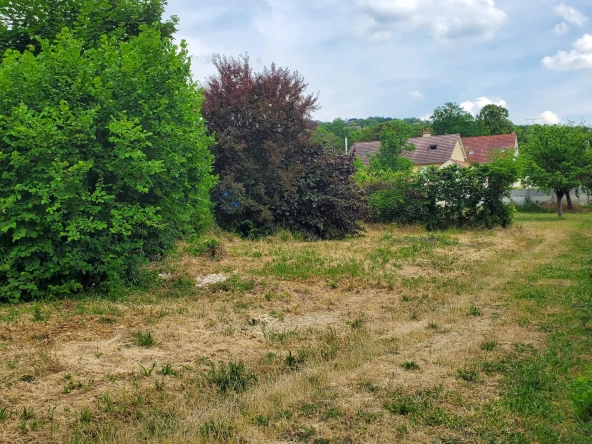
[0,212,591,443]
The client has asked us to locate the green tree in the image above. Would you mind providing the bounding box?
[369,121,415,172]
[520,124,591,217]
[476,104,514,135]
[0,0,176,55]
[431,102,483,137]
[0,28,214,301]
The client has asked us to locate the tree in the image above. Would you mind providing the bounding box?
[369,121,415,172]
[0,0,177,55]
[476,104,514,135]
[520,124,591,217]
[202,55,365,238]
[431,102,484,137]
[0,29,214,301]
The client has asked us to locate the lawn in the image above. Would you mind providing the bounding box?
[1,212,591,443]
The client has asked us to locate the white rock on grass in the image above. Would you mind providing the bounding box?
[196,274,227,287]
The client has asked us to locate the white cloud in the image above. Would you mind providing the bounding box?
[460,97,508,115]
[542,33,592,71]
[356,0,508,42]
[553,4,587,35]
[409,90,424,99]
[539,111,561,124]
[420,114,432,121]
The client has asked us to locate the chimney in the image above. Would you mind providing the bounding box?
[422,128,431,137]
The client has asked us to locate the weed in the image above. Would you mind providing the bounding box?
[0,406,11,421]
[32,304,47,323]
[158,363,178,377]
[263,328,298,344]
[97,394,114,413]
[457,369,479,382]
[132,331,156,347]
[188,237,223,259]
[358,381,380,393]
[285,350,307,370]
[278,410,293,420]
[21,407,36,420]
[205,361,255,393]
[79,409,91,423]
[139,363,156,377]
[384,395,417,415]
[428,322,438,330]
[269,310,285,321]
[254,414,270,427]
[402,361,420,370]
[347,318,364,330]
[480,341,497,351]
[199,420,234,442]
[469,305,482,316]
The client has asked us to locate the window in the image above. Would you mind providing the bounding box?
[429,144,438,150]
[468,150,474,155]
[363,150,370,156]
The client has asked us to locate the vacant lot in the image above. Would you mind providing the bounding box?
[1,212,591,443]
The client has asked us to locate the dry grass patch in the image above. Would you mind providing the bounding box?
[1,215,588,443]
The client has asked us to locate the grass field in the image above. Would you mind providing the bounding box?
[1,212,592,443]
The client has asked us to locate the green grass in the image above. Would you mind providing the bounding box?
[131,331,156,347]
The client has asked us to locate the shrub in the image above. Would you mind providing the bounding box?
[0,29,215,301]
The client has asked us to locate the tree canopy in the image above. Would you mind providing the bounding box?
[0,0,177,55]
[520,124,592,216]
[369,121,415,172]
[476,104,514,135]
[431,102,484,137]
[203,55,366,239]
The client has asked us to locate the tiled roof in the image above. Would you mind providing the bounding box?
[351,141,380,166]
[401,134,462,165]
[462,134,517,164]
[352,134,462,166]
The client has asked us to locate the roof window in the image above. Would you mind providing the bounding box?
[363,150,370,156]
[429,144,438,150]
[468,150,474,155]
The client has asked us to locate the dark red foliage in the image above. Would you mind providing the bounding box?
[202,55,366,238]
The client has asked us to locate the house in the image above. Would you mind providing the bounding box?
[461,133,518,164]
[353,129,469,170]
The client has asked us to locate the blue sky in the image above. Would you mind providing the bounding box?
[165,0,592,125]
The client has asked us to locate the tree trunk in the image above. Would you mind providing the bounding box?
[556,190,564,217]
[566,190,573,210]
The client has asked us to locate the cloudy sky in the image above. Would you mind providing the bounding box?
[165,0,592,125]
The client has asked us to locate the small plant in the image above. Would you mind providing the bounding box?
[21,407,36,420]
[0,406,12,421]
[79,409,91,423]
[131,331,156,347]
[205,361,255,393]
[469,305,482,316]
[402,361,420,371]
[254,414,270,427]
[158,363,178,377]
[189,237,223,259]
[199,420,234,441]
[384,395,417,415]
[480,341,497,351]
[284,350,307,370]
[32,304,47,323]
[428,322,438,330]
[358,381,380,393]
[347,318,365,330]
[139,363,156,377]
[457,369,479,382]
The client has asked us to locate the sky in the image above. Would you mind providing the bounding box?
[164,0,592,125]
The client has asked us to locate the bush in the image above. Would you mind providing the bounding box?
[357,159,517,229]
[0,29,214,302]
